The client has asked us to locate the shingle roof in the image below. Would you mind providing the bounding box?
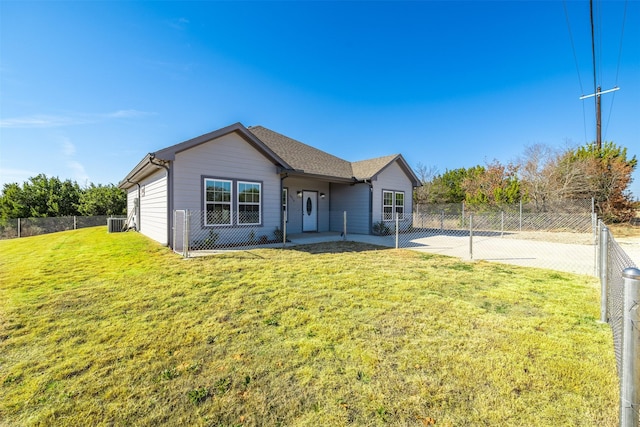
[247,126,354,179]
[248,125,416,184]
[351,155,401,180]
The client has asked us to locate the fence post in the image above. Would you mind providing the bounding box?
[74,216,77,230]
[519,199,523,232]
[343,211,347,241]
[461,201,465,228]
[501,211,504,237]
[283,211,287,247]
[18,218,21,238]
[620,267,640,427]
[599,224,609,323]
[184,210,190,258]
[469,213,474,260]
[440,210,444,231]
[395,214,399,249]
[593,212,599,277]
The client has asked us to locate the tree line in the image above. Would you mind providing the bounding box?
[0,174,126,224]
[414,141,637,223]
[0,141,636,225]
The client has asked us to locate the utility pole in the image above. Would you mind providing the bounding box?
[580,86,619,150]
[581,0,619,150]
[596,86,601,148]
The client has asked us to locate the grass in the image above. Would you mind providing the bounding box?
[0,227,618,426]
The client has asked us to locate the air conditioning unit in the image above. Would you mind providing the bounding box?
[108,218,127,233]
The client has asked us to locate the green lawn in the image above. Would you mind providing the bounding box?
[0,227,618,426]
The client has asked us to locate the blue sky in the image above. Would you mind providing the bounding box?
[1,0,639,199]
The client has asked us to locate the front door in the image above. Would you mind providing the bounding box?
[302,191,318,232]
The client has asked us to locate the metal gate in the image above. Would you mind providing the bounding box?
[173,210,188,257]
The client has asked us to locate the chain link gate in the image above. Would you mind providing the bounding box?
[173,209,188,257]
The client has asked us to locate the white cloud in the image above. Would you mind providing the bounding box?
[61,138,76,156]
[0,110,156,129]
[0,168,39,187]
[167,17,190,30]
[0,114,90,128]
[67,160,90,186]
[105,109,155,119]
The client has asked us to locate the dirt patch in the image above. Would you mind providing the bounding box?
[501,231,595,245]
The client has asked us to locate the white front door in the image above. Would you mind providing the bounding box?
[302,191,318,232]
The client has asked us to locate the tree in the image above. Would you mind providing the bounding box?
[0,174,126,222]
[517,144,556,211]
[413,163,439,204]
[78,184,126,216]
[428,167,471,203]
[462,161,521,207]
[558,142,637,222]
[19,174,81,217]
[0,183,29,223]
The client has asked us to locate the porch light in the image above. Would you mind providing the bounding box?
[297,191,303,198]
[320,193,326,199]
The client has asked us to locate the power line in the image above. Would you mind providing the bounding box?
[562,0,585,95]
[590,0,597,94]
[603,0,628,143]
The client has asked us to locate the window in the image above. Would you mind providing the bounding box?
[282,188,288,222]
[383,191,394,221]
[383,190,405,221]
[205,179,232,225]
[238,181,261,225]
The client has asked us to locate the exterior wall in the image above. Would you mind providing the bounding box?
[282,176,330,234]
[126,188,138,230]
[371,161,414,231]
[172,133,282,244]
[138,169,169,245]
[330,183,371,234]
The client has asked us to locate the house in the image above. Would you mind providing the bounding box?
[118,122,421,248]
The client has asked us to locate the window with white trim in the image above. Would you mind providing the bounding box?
[383,190,394,221]
[205,179,232,225]
[238,181,261,225]
[383,190,405,221]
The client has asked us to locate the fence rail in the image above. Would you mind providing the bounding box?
[0,215,121,239]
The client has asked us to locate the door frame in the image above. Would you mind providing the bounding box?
[302,190,318,232]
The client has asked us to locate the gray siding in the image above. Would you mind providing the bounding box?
[330,183,371,234]
[172,132,282,241]
[371,161,414,230]
[138,169,169,245]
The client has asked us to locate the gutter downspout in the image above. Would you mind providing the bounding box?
[149,153,173,248]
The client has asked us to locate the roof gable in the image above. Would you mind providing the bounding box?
[154,122,290,167]
[353,154,421,186]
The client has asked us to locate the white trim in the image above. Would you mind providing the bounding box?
[204,178,232,226]
[237,181,262,225]
[383,189,404,221]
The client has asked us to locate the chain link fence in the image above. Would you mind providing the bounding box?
[598,222,639,427]
[0,215,119,239]
[177,202,598,275]
[173,210,286,258]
